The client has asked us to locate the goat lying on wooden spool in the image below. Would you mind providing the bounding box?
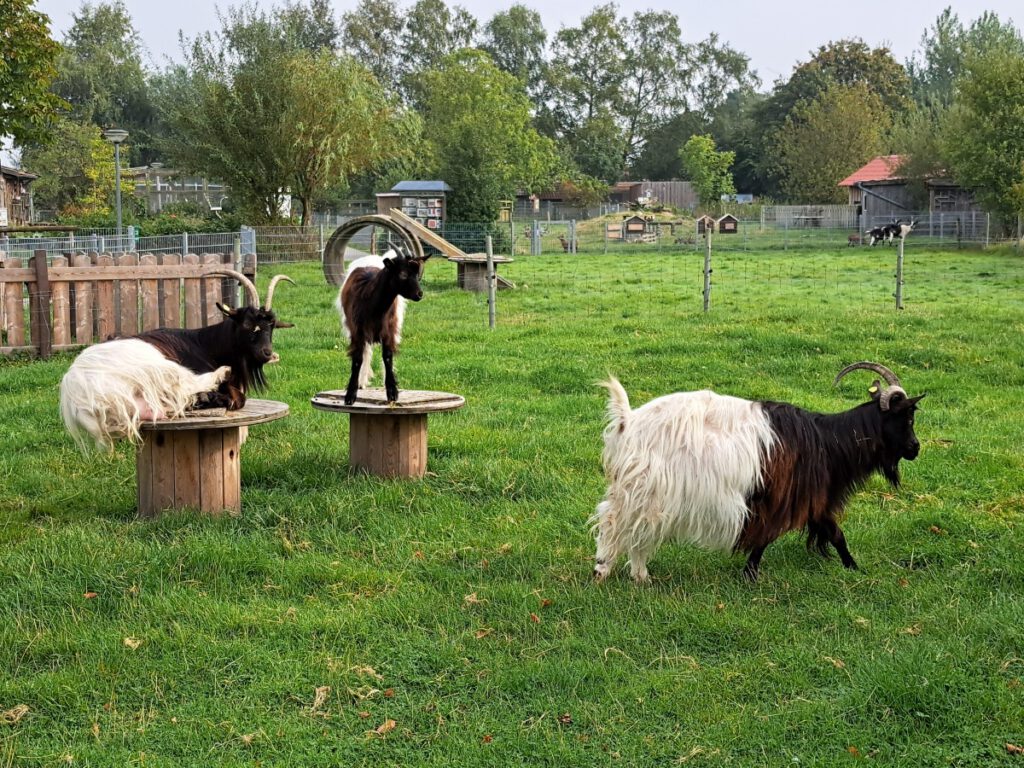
[591,362,924,583]
[59,270,294,451]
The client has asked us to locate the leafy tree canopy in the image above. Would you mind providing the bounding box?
[0,0,65,147]
[679,134,735,208]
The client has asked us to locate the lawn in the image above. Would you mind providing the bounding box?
[1,246,1023,766]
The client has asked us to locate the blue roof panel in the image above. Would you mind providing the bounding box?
[391,180,452,193]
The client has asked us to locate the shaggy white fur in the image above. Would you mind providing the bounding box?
[334,251,406,388]
[592,378,776,583]
[60,339,230,452]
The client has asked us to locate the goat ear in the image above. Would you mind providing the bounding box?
[383,256,396,270]
[216,302,237,318]
[274,320,295,329]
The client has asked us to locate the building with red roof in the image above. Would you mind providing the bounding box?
[838,155,978,218]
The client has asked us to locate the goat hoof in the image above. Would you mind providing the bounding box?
[743,566,760,582]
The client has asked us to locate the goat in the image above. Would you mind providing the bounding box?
[336,247,429,405]
[897,219,917,240]
[591,362,924,583]
[866,226,886,246]
[60,271,294,451]
[847,233,861,247]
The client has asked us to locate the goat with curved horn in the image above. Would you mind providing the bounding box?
[265,274,295,310]
[834,361,907,411]
[323,214,427,286]
[204,268,261,307]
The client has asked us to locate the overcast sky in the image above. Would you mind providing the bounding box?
[32,0,1023,84]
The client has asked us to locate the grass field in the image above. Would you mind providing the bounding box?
[1,246,1023,766]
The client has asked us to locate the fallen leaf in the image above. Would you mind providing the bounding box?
[123,637,142,650]
[558,713,573,725]
[311,686,330,712]
[83,592,98,600]
[1007,743,1024,755]
[482,734,493,744]
[358,711,370,719]
[91,722,99,738]
[847,745,861,757]
[2,705,29,725]
[715,602,725,612]
[530,613,540,623]
[902,624,922,636]
[854,617,870,628]
[540,598,553,608]
[464,592,483,605]
[350,665,382,680]
[929,525,944,535]
[475,628,492,639]
[498,543,512,554]
[898,578,909,588]
[824,656,846,669]
[384,688,395,698]
[413,550,424,560]
[375,719,396,736]
[241,733,258,746]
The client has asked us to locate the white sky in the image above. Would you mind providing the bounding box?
[32,0,1024,84]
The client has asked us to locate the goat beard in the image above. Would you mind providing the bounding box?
[883,463,901,488]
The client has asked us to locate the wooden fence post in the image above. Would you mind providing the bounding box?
[29,250,52,358]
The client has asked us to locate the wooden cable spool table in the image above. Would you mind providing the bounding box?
[311,388,465,478]
[136,399,289,517]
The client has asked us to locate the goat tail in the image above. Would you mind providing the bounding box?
[599,377,631,449]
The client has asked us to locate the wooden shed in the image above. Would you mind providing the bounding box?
[1,166,38,227]
[717,213,739,234]
[376,180,451,231]
[696,215,716,235]
[622,214,651,243]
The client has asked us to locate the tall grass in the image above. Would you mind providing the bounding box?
[1,247,1022,766]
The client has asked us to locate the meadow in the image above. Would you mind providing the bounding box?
[1,245,1022,766]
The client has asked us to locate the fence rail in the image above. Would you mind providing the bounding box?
[0,249,255,357]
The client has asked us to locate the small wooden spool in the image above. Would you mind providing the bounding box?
[136,399,289,518]
[311,388,465,478]
[447,254,514,292]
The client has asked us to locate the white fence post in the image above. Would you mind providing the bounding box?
[703,228,712,313]
[486,235,496,329]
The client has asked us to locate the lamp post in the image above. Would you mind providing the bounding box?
[102,128,128,248]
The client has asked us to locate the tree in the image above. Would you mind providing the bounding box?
[420,50,562,221]
[158,5,407,224]
[51,1,156,164]
[21,119,116,217]
[689,33,760,118]
[341,0,405,93]
[0,0,65,147]
[679,135,735,208]
[771,83,890,204]
[943,49,1024,222]
[400,0,477,101]
[480,5,547,101]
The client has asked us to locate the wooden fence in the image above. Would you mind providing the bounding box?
[0,250,257,358]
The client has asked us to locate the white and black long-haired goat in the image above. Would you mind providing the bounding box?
[591,362,924,583]
[59,270,293,451]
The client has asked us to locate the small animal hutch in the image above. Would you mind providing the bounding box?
[376,180,451,231]
[717,213,739,234]
[622,214,654,243]
[696,214,716,235]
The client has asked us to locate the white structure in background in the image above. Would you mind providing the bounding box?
[128,164,230,214]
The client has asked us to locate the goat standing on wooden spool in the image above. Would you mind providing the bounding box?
[59,270,294,451]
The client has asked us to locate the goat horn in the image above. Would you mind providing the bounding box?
[205,269,260,307]
[834,361,907,411]
[322,214,426,286]
[264,274,294,310]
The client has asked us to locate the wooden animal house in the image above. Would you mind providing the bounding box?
[696,215,716,235]
[622,215,655,243]
[717,213,739,234]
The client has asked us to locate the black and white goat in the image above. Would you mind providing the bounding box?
[591,362,924,583]
[336,248,429,405]
[60,271,293,451]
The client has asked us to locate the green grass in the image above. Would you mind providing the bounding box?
[2,247,1023,766]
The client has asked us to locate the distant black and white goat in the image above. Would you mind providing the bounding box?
[60,271,294,451]
[336,248,430,405]
[591,362,924,583]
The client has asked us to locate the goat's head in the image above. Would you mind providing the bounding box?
[210,271,295,369]
[382,249,429,302]
[834,361,925,484]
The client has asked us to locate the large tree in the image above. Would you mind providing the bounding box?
[420,49,561,221]
[679,134,735,208]
[51,1,155,164]
[943,49,1024,222]
[341,0,405,94]
[480,5,547,102]
[771,83,891,204]
[400,0,477,102]
[21,119,117,217]
[0,0,64,147]
[159,4,407,223]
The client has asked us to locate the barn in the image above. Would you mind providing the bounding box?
[838,155,981,219]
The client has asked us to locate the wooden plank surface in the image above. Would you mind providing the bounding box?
[312,388,465,416]
[72,253,92,344]
[51,256,71,346]
[3,257,25,347]
[140,399,290,431]
[183,254,201,329]
[221,427,241,514]
[0,264,253,281]
[140,254,160,331]
[199,429,226,512]
[116,253,138,336]
[388,208,468,259]
[203,253,221,325]
[161,253,182,329]
[94,253,115,341]
[172,429,201,509]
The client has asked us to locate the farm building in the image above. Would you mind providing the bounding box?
[838,155,981,219]
[608,181,698,211]
[622,214,654,243]
[377,180,450,230]
[126,165,230,214]
[1,166,38,226]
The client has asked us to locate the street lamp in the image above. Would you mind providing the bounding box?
[102,128,129,246]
